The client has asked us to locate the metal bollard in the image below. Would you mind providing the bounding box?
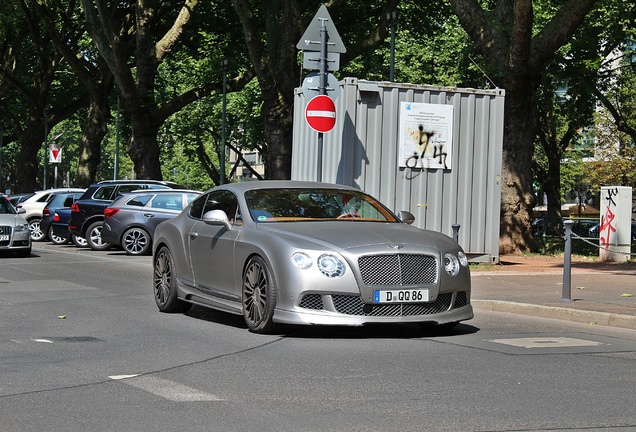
[562,219,574,302]
[452,224,460,243]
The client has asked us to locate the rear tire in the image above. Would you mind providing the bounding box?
[154,246,191,313]
[122,227,151,255]
[49,226,70,245]
[72,234,87,247]
[86,221,111,251]
[29,218,44,242]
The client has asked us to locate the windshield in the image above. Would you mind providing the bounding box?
[244,188,397,223]
[0,199,17,215]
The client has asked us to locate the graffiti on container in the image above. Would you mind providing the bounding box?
[405,125,448,169]
[599,188,618,247]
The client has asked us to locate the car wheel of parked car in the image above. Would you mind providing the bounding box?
[29,218,45,242]
[86,221,111,251]
[242,256,279,334]
[72,234,87,247]
[48,226,69,245]
[122,227,151,255]
[153,246,191,313]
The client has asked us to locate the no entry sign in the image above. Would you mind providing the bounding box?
[305,95,336,133]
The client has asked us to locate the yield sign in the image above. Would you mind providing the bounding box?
[305,95,336,133]
[49,146,62,163]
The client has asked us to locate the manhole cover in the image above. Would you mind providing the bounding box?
[489,337,603,349]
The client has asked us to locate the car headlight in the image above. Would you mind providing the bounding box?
[317,254,345,278]
[291,252,312,270]
[457,251,469,267]
[15,223,29,233]
[444,253,460,276]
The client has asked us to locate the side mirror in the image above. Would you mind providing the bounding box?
[202,209,232,230]
[397,210,415,225]
[17,207,26,215]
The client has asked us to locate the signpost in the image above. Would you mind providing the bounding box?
[297,5,346,182]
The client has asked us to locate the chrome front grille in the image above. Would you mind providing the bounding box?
[358,254,437,286]
[0,225,10,246]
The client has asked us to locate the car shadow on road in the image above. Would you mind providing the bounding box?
[185,304,479,338]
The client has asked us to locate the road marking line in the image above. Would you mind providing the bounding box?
[109,375,224,401]
[32,339,54,343]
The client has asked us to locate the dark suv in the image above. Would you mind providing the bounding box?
[69,180,184,250]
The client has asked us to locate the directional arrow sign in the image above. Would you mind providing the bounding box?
[296,5,346,53]
[305,95,336,133]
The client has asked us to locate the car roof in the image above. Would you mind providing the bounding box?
[93,180,183,186]
[116,189,200,195]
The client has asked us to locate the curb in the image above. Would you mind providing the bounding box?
[473,300,636,331]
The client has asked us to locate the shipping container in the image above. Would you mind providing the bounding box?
[292,78,505,263]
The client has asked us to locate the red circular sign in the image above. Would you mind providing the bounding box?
[305,95,336,133]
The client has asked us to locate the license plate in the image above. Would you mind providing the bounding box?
[0,235,8,241]
[373,289,429,303]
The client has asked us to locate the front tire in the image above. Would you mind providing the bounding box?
[86,221,111,251]
[154,246,191,313]
[29,218,44,242]
[242,256,279,334]
[49,226,70,245]
[122,227,151,255]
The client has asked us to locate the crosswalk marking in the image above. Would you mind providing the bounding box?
[109,375,225,401]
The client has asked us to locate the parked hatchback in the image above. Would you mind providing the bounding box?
[16,188,86,241]
[40,191,86,244]
[69,180,185,251]
[102,190,200,255]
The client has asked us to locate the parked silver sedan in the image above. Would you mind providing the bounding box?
[0,196,32,257]
[153,181,472,333]
[102,190,200,255]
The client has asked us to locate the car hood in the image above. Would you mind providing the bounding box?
[257,221,450,253]
[0,214,28,226]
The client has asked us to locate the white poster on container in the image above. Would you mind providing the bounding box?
[399,102,454,170]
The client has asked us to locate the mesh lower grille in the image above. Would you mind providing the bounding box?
[454,291,468,308]
[358,254,437,285]
[331,292,459,317]
[299,294,324,310]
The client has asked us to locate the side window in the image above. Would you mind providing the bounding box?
[127,195,152,207]
[151,193,182,210]
[185,193,200,208]
[93,186,116,200]
[117,184,143,195]
[188,194,207,219]
[202,191,239,224]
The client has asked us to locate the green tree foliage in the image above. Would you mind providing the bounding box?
[449,0,600,253]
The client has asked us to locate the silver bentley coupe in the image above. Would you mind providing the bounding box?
[152,181,472,333]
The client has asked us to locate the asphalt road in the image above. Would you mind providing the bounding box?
[1,243,636,432]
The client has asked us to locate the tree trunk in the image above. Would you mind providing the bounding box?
[75,82,111,186]
[499,78,539,253]
[127,110,163,180]
[16,111,46,192]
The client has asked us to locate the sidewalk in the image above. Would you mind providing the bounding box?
[470,254,636,330]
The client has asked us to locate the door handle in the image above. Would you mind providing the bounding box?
[190,231,198,240]
[143,213,154,217]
